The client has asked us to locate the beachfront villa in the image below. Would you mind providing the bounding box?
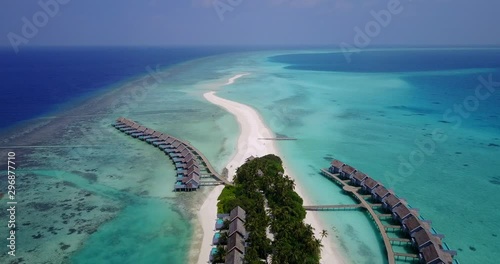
[229,206,246,223]
[225,250,244,264]
[210,207,248,264]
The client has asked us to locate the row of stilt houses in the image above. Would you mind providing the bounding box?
[113,117,200,191]
[212,206,247,264]
[329,160,457,264]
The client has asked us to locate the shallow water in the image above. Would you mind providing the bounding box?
[1,48,499,264]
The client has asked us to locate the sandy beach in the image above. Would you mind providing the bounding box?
[196,74,347,264]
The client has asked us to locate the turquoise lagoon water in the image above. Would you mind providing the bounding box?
[2,48,499,264]
[206,49,500,264]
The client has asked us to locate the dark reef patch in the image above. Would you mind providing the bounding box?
[488,143,499,147]
[72,171,98,183]
[489,176,500,185]
[323,156,334,162]
[388,105,438,115]
[27,202,54,212]
[469,246,477,251]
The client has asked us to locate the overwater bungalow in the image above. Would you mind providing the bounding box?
[350,171,368,186]
[372,185,391,202]
[227,233,246,254]
[228,219,247,238]
[139,128,155,140]
[361,177,380,193]
[419,243,452,264]
[329,159,345,174]
[402,215,423,235]
[184,153,194,164]
[411,229,433,249]
[187,159,199,170]
[382,194,402,211]
[392,204,413,223]
[120,123,139,132]
[174,176,199,191]
[149,134,166,144]
[181,148,190,158]
[172,141,182,149]
[225,250,244,264]
[188,167,201,179]
[131,126,147,137]
[339,165,356,179]
[165,137,175,144]
[229,206,246,223]
[177,145,187,154]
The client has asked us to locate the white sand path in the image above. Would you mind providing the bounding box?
[196,74,346,264]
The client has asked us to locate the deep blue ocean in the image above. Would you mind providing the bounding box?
[0,46,243,129]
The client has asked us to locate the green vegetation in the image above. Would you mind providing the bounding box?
[217,154,322,264]
[217,185,237,213]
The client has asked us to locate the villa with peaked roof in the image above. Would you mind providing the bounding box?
[227,233,246,255]
[402,215,424,235]
[361,177,380,193]
[372,185,391,202]
[228,219,246,238]
[225,250,244,264]
[382,194,402,210]
[350,171,368,186]
[419,243,453,264]
[411,229,433,249]
[392,204,413,223]
[339,165,356,179]
[229,206,246,223]
[329,159,345,174]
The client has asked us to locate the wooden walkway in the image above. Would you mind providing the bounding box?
[113,118,231,186]
[320,169,396,264]
[394,252,419,261]
[257,137,297,140]
[303,204,364,211]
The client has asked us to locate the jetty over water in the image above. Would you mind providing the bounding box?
[313,161,458,264]
[112,117,231,191]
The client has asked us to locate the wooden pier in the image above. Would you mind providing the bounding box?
[320,169,397,264]
[257,137,297,141]
[394,252,419,261]
[303,204,364,211]
[320,161,457,264]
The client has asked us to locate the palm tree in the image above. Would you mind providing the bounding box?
[320,229,328,242]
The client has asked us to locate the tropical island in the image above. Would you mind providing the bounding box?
[214,154,323,264]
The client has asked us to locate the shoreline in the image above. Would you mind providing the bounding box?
[195,74,347,264]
